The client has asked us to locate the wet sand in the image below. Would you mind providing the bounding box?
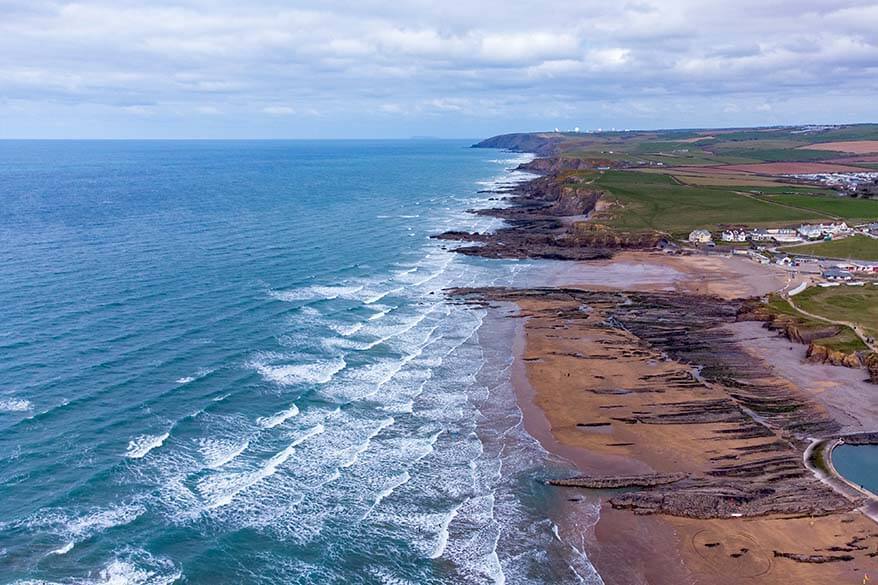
[502,252,878,584]
[543,250,790,299]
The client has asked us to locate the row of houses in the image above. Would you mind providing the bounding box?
[688,222,854,245]
[718,222,851,243]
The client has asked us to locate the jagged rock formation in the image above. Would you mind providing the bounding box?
[549,473,688,489]
[451,287,856,519]
[434,159,664,260]
[772,551,855,563]
[738,300,869,370]
[516,157,624,174]
[865,352,878,383]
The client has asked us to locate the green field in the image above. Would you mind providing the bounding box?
[711,148,835,162]
[767,294,868,353]
[763,194,878,220]
[593,171,828,235]
[795,286,878,341]
[782,235,878,261]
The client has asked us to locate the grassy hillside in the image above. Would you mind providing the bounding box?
[795,286,878,341]
[782,236,878,261]
[593,171,827,236]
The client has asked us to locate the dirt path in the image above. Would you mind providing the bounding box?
[784,292,877,351]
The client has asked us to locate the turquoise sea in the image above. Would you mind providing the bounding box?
[0,140,603,584]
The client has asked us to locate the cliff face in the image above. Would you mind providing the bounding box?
[864,352,878,383]
[737,302,869,370]
[516,157,616,174]
[471,133,561,156]
[806,344,863,368]
[433,160,664,260]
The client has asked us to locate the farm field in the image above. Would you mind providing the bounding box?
[761,193,878,220]
[781,235,878,261]
[800,141,878,154]
[592,171,828,235]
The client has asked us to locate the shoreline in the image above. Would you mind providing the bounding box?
[497,257,878,583]
[454,149,878,583]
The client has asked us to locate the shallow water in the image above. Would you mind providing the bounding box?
[0,140,602,584]
[833,444,878,495]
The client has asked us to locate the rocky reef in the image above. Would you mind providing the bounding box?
[434,157,664,260]
[451,287,858,520]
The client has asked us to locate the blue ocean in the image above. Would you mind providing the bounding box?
[0,140,602,584]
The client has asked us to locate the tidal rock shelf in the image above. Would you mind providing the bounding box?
[451,287,862,521]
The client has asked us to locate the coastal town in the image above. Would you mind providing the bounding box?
[688,221,878,280]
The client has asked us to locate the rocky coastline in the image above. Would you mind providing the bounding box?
[442,135,878,583]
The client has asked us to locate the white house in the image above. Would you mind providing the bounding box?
[750,229,774,242]
[688,229,712,244]
[721,230,748,242]
[798,222,850,240]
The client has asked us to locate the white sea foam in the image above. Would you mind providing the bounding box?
[250,355,346,386]
[126,433,169,459]
[203,424,325,509]
[48,542,74,556]
[329,322,364,337]
[363,286,403,305]
[88,552,182,585]
[430,503,461,559]
[362,471,410,520]
[22,503,145,550]
[19,554,181,585]
[339,417,395,468]
[175,368,214,385]
[269,285,364,302]
[257,403,299,429]
[0,398,32,412]
[198,438,250,469]
[368,305,395,321]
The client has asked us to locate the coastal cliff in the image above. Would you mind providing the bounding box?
[434,157,664,260]
[738,300,873,370]
[448,131,878,584]
[472,133,562,156]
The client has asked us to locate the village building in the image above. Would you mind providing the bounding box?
[797,222,850,240]
[822,268,853,281]
[688,229,712,244]
[720,229,748,242]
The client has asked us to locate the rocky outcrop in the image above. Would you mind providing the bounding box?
[549,473,688,489]
[451,287,854,519]
[772,551,855,563]
[471,133,561,156]
[738,300,869,371]
[516,157,623,174]
[434,158,664,260]
[806,344,863,368]
[865,352,878,383]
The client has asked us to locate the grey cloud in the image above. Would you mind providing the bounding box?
[0,0,875,137]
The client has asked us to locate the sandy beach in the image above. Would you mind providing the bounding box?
[497,252,878,584]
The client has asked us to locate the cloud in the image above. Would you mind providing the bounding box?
[262,106,295,115]
[0,0,875,137]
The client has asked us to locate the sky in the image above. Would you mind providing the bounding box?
[1,0,876,138]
